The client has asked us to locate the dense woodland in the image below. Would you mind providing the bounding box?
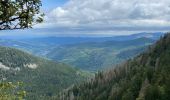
[57,33,170,100]
[0,47,87,99]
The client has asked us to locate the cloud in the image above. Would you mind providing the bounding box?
[34,0,170,35]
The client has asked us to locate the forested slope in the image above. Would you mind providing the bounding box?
[58,33,170,100]
[0,47,86,99]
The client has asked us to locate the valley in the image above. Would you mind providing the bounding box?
[0,33,162,71]
[0,32,167,100]
[57,33,170,100]
[0,0,169,99]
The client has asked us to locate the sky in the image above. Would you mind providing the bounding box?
[41,0,68,11]
[0,0,170,37]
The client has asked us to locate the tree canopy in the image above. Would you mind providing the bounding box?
[0,0,44,30]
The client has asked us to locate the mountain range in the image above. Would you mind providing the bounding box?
[46,37,155,71]
[0,32,163,71]
[0,32,169,100]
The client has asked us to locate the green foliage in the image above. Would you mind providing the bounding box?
[0,82,26,100]
[145,85,162,100]
[0,37,154,71]
[0,0,44,30]
[122,91,134,100]
[57,33,170,100]
[46,38,154,71]
[0,46,88,99]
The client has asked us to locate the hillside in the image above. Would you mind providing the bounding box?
[0,46,87,99]
[47,37,155,71]
[57,33,170,100]
[0,33,159,71]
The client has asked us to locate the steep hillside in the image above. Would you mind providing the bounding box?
[0,46,87,99]
[58,33,170,100]
[47,38,155,71]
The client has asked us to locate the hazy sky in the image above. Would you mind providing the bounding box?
[0,0,170,37]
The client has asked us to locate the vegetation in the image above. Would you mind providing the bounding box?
[0,82,26,100]
[0,0,44,30]
[0,46,88,99]
[46,38,154,71]
[0,35,156,72]
[57,33,170,100]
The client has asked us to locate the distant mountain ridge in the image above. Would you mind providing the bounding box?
[18,32,164,45]
[0,32,165,71]
[111,32,164,41]
[0,32,164,45]
[0,32,164,50]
